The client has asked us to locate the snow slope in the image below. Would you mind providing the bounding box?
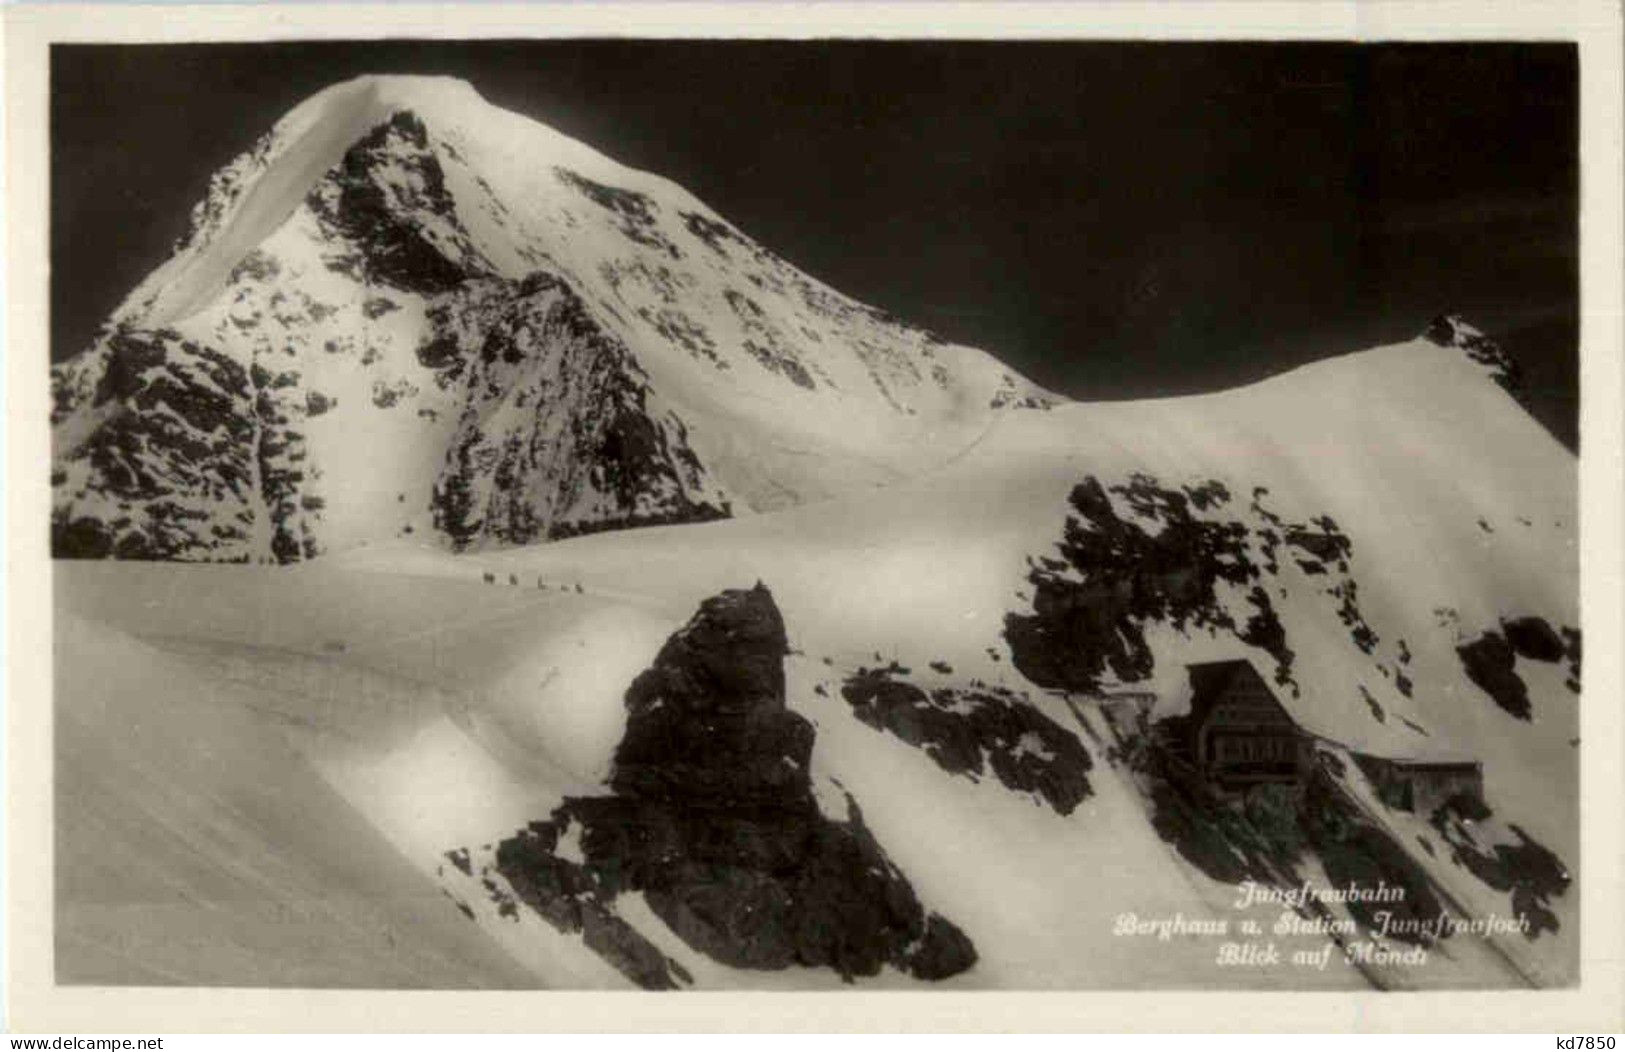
[56,318,1579,989]
[54,612,542,987]
[50,74,1055,563]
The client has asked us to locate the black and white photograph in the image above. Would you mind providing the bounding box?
[7,1,1625,1034]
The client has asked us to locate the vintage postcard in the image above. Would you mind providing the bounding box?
[5,1,1622,1034]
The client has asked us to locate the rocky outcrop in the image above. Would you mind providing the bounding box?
[1457,616,1581,720]
[425,274,730,550]
[1001,473,1411,712]
[1501,616,1565,663]
[50,327,311,562]
[1004,474,1292,693]
[458,584,977,987]
[1428,809,1570,938]
[307,110,485,295]
[839,664,1093,814]
[1456,631,1531,721]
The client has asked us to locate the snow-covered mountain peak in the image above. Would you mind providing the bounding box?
[1425,313,1486,345]
[53,74,1060,563]
[116,73,700,331]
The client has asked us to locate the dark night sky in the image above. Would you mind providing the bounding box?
[51,41,1578,447]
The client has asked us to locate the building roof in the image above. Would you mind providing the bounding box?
[1185,658,1289,728]
[1181,657,1478,766]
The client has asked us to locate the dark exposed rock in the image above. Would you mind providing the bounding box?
[722,288,817,390]
[464,585,975,986]
[611,583,811,806]
[95,331,169,406]
[556,168,681,259]
[1183,480,1232,511]
[1424,314,1526,401]
[639,306,725,369]
[988,371,1055,410]
[1238,586,1297,689]
[619,794,961,979]
[1501,616,1565,663]
[53,516,117,559]
[1358,685,1385,723]
[1143,753,1285,887]
[742,339,816,389]
[545,503,732,543]
[681,210,742,255]
[1005,473,1341,699]
[1457,631,1531,720]
[370,381,403,409]
[1429,811,1569,938]
[414,335,460,370]
[840,665,1093,814]
[583,904,694,989]
[1561,625,1581,693]
[52,329,284,561]
[1284,518,1351,564]
[307,110,477,295]
[907,913,979,980]
[1300,768,1448,944]
[426,276,730,550]
[1143,734,1448,947]
[1329,579,1378,655]
[485,820,690,989]
[1006,475,1259,692]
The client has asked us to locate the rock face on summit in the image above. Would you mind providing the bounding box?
[459,584,977,986]
[611,583,811,804]
[51,74,1055,563]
